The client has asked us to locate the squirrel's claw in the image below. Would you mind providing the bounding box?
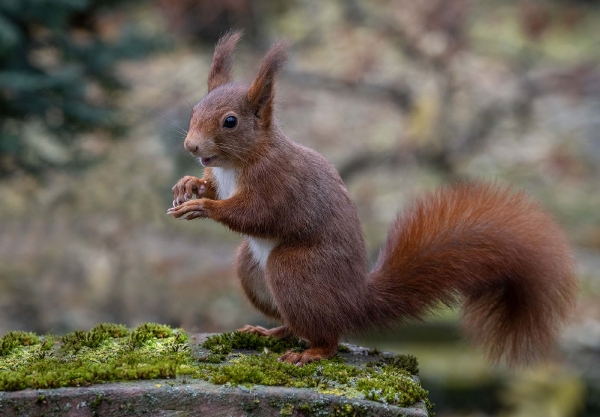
[278,346,337,367]
[238,325,291,339]
[184,211,205,220]
[167,200,207,219]
[171,176,207,207]
[278,350,318,367]
[238,325,269,336]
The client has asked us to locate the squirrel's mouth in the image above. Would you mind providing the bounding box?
[199,155,219,166]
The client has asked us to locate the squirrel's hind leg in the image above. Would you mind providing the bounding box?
[235,240,282,320]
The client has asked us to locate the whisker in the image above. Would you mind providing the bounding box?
[216,144,250,164]
[217,141,263,153]
[153,109,189,135]
[216,144,245,163]
[123,107,191,147]
[216,143,267,166]
[229,143,267,161]
[162,128,188,140]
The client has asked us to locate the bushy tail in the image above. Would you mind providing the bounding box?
[368,181,577,365]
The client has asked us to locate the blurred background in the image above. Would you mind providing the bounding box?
[1,0,599,415]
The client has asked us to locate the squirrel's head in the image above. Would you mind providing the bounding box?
[184,30,289,167]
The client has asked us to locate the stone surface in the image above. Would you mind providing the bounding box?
[0,333,429,416]
[0,379,428,416]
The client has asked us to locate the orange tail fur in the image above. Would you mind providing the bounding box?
[369,181,577,365]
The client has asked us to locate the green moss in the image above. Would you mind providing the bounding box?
[367,354,420,375]
[296,401,367,416]
[192,352,429,409]
[337,344,351,353]
[357,365,425,405]
[0,323,189,391]
[279,402,294,416]
[61,323,129,353]
[332,403,367,416]
[128,323,173,349]
[0,325,431,412]
[201,331,309,355]
[198,353,228,363]
[0,331,40,356]
[242,398,261,412]
[90,394,104,410]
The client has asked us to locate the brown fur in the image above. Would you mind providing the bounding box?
[207,29,243,93]
[247,40,290,129]
[235,239,282,320]
[369,182,577,365]
[168,32,578,366]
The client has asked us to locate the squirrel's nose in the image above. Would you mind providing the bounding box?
[184,140,199,154]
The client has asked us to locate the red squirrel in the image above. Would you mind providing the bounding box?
[167,30,577,367]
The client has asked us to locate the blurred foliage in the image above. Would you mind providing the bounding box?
[0,0,164,177]
[157,0,259,44]
[499,366,585,417]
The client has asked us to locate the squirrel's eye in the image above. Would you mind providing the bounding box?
[223,116,237,129]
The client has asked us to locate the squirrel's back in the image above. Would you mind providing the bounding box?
[244,134,364,243]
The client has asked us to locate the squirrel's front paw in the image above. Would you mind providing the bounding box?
[167,199,208,220]
[171,176,207,207]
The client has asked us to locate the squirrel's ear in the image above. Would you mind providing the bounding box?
[247,39,289,128]
[207,29,243,92]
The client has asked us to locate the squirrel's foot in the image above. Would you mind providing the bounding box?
[238,325,290,338]
[278,346,337,367]
[172,176,207,207]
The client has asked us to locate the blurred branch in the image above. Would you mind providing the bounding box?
[337,102,505,181]
[283,70,412,111]
[342,0,468,69]
[333,0,600,181]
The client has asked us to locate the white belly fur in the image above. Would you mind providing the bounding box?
[248,237,278,269]
[212,167,278,268]
[212,167,238,200]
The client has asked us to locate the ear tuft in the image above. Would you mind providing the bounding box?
[247,39,290,129]
[207,29,244,92]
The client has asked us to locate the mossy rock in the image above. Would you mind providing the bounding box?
[0,324,431,416]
